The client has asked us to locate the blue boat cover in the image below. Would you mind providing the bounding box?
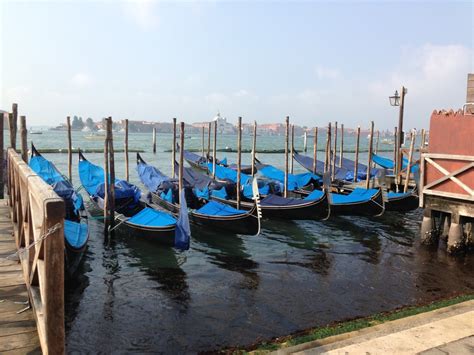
[196,200,246,216]
[79,159,141,203]
[304,189,325,201]
[30,155,84,214]
[160,189,174,203]
[293,152,366,182]
[194,186,210,200]
[260,194,316,206]
[220,157,227,165]
[183,150,207,164]
[333,155,379,176]
[258,164,321,190]
[211,186,228,199]
[137,162,174,193]
[175,189,191,250]
[372,154,419,173]
[387,191,411,199]
[330,188,378,205]
[64,220,88,249]
[207,163,251,184]
[127,207,176,227]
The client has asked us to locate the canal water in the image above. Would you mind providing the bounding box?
[20,130,474,353]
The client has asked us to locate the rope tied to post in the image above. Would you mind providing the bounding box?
[2,222,62,261]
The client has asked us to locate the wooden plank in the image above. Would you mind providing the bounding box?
[0,330,41,352]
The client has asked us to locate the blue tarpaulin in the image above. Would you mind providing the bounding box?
[330,188,378,205]
[211,186,228,199]
[196,200,246,216]
[258,165,321,190]
[64,220,88,249]
[242,183,270,199]
[207,163,251,184]
[175,189,191,250]
[127,207,176,227]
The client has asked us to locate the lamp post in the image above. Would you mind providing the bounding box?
[389,87,407,179]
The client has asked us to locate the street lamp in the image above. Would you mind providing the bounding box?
[389,90,400,106]
[389,86,407,184]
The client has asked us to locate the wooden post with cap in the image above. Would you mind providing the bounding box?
[124,119,129,181]
[332,121,338,181]
[251,121,257,176]
[172,117,177,178]
[284,116,289,197]
[67,116,72,181]
[365,121,374,189]
[236,116,242,209]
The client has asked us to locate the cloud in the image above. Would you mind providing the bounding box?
[122,0,159,30]
[315,65,341,80]
[71,73,93,87]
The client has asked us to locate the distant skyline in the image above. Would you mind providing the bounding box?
[1,0,473,129]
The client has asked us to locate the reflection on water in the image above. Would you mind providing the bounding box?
[29,132,471,353]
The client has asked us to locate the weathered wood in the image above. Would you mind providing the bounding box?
[0,113,3,199]
[365,121,374,189]
[284,116,289,198]
[421,128,426,149]
[332,121,338,181]
[424,156,474,196]
[312,127,317,174]
[236,117,242,209]
[103,121,110,234]
[393,127,398,180]
[207,122,211,161]
[107,118,116,234]
[67,117,72,182]
[152,127,156,154]
[8,113,15,150]
[19,117,27,163]
[124,119,129,182]
[172,117,177,178]
[212,120,217,179]
[303,130,307,153]
[404,132,415,193]
[290,124,294,174]
[339,124,344,167]
[324,123,331,174]
[6,148,66,353]
[397,86,407,174]
[201,126,205,158]
[251,121,257,176]
[354,126,360,182]
[375,130,380,154]
[179,122,184,203]
[12,103,18,150]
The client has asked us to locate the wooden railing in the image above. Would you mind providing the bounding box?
[420,153,474,207]
[7,148,65,354]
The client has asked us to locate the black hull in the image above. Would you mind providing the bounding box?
[65,243,87,278]
[151,193,259,235]
[330,189,385,217]
[211,193,330,220]
[385,194,419,212]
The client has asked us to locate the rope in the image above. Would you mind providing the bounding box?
[2,222,62,261]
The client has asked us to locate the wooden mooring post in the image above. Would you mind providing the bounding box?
[67,116,72,181]
[290,124,295,174]
[20,115,27,163]
[179,122,184,201]
[251,121,257,176]
[172,117,177,178]
[236,116,242,209]
[212,119,217,179]
[108,118,116,235]
[11,103,18,150]
[324,122,331,174]
[124,119,129,181]
[354,126,360,182]
[339,124,344,168]
[332,121,337,181]
[312,127,317,174]
[303,130,307,153]
[152,127,157,154]
[284,116,289,198]
[0,112,3,198]
[207,122,211,161]
[365,121,374,189]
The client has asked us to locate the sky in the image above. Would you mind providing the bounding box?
[0,0,473,129]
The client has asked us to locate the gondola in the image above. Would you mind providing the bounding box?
[183,149,255,174]
[30,144,89,277]
[78,151,186,246]
[372,153,419,173]
[181,161,330,220]
[293,151,418,212]
[136,153,260,235]
[254,156,385,217]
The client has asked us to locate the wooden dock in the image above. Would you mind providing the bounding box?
[0,199,41,354]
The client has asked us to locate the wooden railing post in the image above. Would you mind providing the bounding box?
[43,199,65,354]
[20,115,28,163]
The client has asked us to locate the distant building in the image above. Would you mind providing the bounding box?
[192,112,236,134]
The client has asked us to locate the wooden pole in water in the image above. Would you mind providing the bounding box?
[20,116,27,163]
[290,124,295,174]
[207,122,211,161]
[0,113,4,199]
[312,127,318,174]
[365,121,374,189]
[324,123,331,173]
[11,103,17,150]
[251,121,257,176]
[236,116,242,209]
[108,118,116,234]
[67,116,72,181]
[172,118,177,178]
[212,119,217,178]
[303,130,307,153]
[152,127,157,154]
[201,126,205,157]
[354,126,360,182]
[421,128,426,149]
[179,122,184,203]
[124,119,129,181]
[375,130,380,154]
[393,127,398,178]
[332,121,338,180]
[339,124,344,168]
[284,116,289,198]
[103,119,110,235]
[404,131,415,193]
[8,113,14,149]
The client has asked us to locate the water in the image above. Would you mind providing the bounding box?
[16,131,474,353]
